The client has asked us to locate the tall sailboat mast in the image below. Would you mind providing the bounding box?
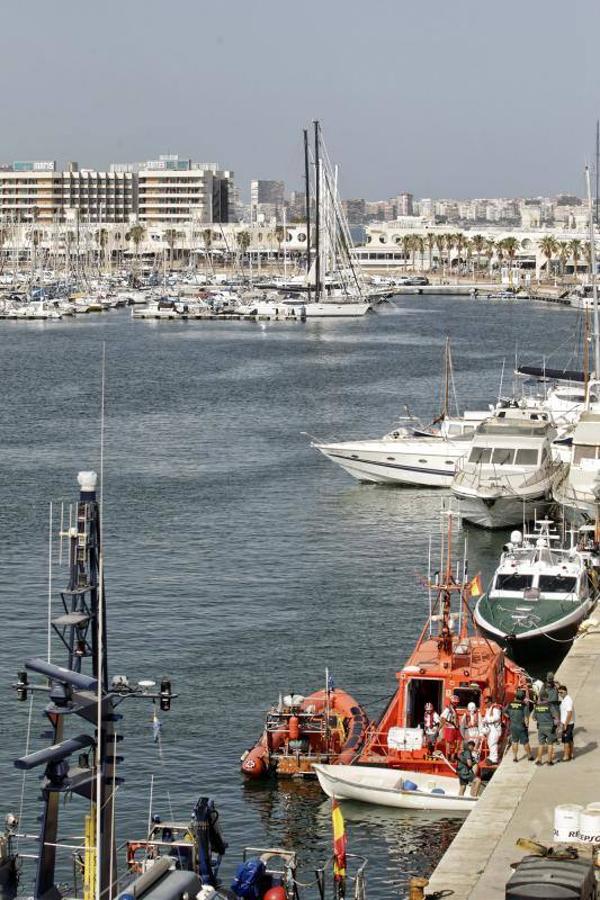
[585,165,600,381]
[303,128,312,302]
[314,119,322,302]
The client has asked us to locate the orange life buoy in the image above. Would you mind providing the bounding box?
[288,716,300,741]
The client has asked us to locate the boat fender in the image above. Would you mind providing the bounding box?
[263,889,287,900]
[403,780,418,791]
[431,788,445,795]
[288,716,300,741]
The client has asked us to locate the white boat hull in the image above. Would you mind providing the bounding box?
[299,302,371,318]
[313,441,466,487]
[452,490,549,529]
[312,764,477,812]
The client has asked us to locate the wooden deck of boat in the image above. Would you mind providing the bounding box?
[425,624,600,899]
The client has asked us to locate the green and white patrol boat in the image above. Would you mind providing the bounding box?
[474,520,599,658]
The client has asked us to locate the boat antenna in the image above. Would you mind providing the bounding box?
[314,120,321,302]
[303,129,312,302]
[497,358,506,405]
[427,534,433,638]
[96,342,106,900]
[585,165,600,384]
[596,119,600,225]
[47,502,53,664]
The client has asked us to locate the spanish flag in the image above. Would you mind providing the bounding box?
[469,573,483,598]
[332,796,347,886]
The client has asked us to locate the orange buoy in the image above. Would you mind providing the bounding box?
[288,715,300,740]
[263,887,287,900]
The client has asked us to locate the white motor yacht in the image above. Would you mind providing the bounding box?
[312,412,486,487]
[451,409,558,528]
[553,411,600,523]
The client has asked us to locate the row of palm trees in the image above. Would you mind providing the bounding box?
[370,232,594,280]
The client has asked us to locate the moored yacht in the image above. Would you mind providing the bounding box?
[451,409,558,528]
[312,412,484,487]
[553,410,600,523]
[474,520,599,657]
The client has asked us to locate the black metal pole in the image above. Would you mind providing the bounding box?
[303,128,311,301]
[314,120,321,301]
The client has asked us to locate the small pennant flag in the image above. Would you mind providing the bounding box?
[332,796,347,886]
[469,573,483,598]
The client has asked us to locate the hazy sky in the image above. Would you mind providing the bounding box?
[1,0,599,200]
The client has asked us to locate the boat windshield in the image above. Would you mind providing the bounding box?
[538,575,577,594]
[469,447,492,463]
[494,573,533,591]
[478,423,546,436]
[574,446,600,464]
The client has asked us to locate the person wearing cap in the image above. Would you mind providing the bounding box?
[558,684,575,761]
[457,740,481,797]
[483,694,503,764]
[460,702,482,743]
[440,694,461,758]
[503,689,533,762]
[545,672,560,720]
[422,702,440,753]
[532,686,558,765]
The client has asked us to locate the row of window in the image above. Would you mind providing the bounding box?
[469,446,544,466]
[494,573,577,593]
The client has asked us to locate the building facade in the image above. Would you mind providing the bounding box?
[0,156,233,225]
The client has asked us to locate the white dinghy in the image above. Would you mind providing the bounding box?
[313,764,478,812]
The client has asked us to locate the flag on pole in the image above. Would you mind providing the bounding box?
[469,573,483,598]
[332,796,347,888]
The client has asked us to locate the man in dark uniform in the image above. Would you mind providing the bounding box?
[457,739,481,797]
[532,686,558,766]
[545,672,560,720]
[504,688,533,762]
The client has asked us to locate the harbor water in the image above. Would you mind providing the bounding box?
[0,296,577,897]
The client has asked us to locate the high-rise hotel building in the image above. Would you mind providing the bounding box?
[0,156,233,224]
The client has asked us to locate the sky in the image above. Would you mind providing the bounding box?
[1,0,599,201]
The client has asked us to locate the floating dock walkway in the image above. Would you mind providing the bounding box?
[425,624,600,899]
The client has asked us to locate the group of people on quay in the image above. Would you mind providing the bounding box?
[421,672,577,797]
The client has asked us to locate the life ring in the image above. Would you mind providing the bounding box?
[126,841,148,874]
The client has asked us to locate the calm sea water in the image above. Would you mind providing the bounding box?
[0,297,577,897]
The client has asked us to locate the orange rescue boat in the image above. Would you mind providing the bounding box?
[241,681,369,779]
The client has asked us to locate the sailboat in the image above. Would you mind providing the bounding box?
[313,508,528,811]
[285,122,372,318]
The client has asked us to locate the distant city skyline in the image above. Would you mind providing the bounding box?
[1,0,599,202]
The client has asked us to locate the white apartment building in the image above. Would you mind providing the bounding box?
[137,157,233,225]
[0,161,136,223]
[0,156,233,225]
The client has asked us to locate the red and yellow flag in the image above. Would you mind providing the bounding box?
[332,797,347,882]
[469,573,483,598]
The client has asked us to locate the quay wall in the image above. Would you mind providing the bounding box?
[425,624,600,899]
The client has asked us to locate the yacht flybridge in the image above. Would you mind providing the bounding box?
[451,409,558,529]
[474,520,599,656]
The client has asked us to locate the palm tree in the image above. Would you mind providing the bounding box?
[471,234,485,277]
[413,234,425,271]
[454,232,465,277]
[556,241,570,283]
[202,228,214,272]
[274,224,285,272]
[435,234,446,276]
[0,226,7,274]
[539,236,557,283]
[485,239,496,280]
[163,228,178,268]
[444,233,455,276]
[500,236,519,286]
[401,234,413,271]
[569,238,582,281]
[95,227,109,272]
[426,232,436,273]
[127,224,146,273]
[236,230,251,271]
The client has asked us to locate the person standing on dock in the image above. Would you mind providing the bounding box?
[504,689,534,762]
[483,695,503,764]
[532,687,558,766]
[545,672,560,720]
[558,684,575,761]
[457,740,481,797]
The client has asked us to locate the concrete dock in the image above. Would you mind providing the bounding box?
[425,623,600,899]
